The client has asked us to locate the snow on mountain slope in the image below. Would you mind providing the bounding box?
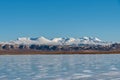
[12,37,52,45]
[93,37,102,42]
[37,37,51,44]
[0,36,111,45]
[52,38,63,42]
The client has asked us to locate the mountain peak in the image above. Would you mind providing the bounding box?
[0,36,110,45]
[17,37,30,41]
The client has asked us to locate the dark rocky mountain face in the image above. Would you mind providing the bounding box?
[0,43,120,51]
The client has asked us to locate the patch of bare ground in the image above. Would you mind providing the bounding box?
[0,50,120,55]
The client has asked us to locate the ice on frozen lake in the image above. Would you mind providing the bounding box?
[0,54,120,80]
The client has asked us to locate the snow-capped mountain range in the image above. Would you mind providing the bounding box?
[0,36,111,45]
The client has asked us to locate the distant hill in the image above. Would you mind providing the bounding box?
[0,37,120,54]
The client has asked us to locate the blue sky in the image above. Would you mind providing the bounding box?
[0,0,120,42]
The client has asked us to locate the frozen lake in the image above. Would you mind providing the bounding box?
[0,54,120,80]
